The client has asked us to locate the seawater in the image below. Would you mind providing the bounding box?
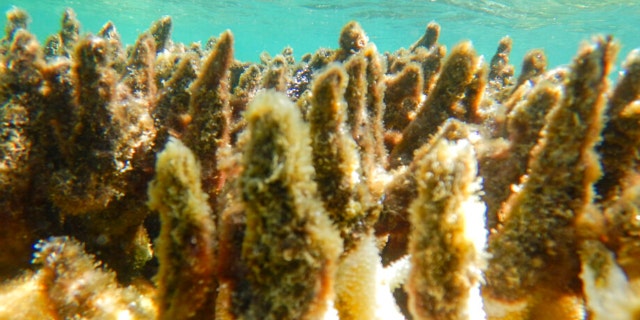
[2,0,639,72]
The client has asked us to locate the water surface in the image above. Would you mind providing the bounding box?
[2,0,639,71]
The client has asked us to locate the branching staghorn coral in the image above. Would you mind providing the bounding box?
[238,91,342,319]
[3,7,640,320]
[406,122,487,320]
[579,239,640,319]
[148,138,217,319]
[389,41,481,168]
[0,237,156,319]
[184,30,234,210]
[309,65,376,252]
[596,49,640,203]
[483,36,617,319]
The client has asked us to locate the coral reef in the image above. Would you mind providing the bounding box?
[2,6,640,320]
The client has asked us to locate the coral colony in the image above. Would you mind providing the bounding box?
[2,6,640,320]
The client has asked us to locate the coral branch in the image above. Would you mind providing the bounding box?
[310,65,375,251]
[239,91,342,319]
[596,49,640,201]
[390,41,480,167]
[0,237,156,319]
[185,30,234,204]
[488,36,514,86]
[483,36,618,319]
[410,22,440,52]
[148,138,217,319]
[407,131,486,320]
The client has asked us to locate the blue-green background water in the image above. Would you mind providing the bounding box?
[2,0,639,72]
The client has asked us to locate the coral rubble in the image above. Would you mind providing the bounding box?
[2,7,640,320]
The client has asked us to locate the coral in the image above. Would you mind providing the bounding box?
[483,36,617,319]
[410,22,441,52]
[513,49,547,91]
[334,21,368,62]
[309,65,376,252]
[0,237,156,319]
[148,138,217,319]
[579,240,640,319]
[406,123,486,320]
[238,91,341,319]
[488,36,514,86]
[596,49,640,202]
[3,6,640,320]
[480,81,562,230]
[184,30,234,210]
[375,119,471,265]
[383,62,423,151]
[389,41,481,168]
[334,233,406,320]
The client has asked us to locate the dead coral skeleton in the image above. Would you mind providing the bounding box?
[2,7,640,320]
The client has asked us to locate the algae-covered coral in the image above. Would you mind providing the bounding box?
[2,6,640,320]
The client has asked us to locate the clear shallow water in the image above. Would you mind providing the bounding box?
[2,0,639,72]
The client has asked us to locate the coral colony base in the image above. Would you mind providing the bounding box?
[2,6,640,320]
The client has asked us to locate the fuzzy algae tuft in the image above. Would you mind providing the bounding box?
[238,91,342,319]
[148,138,217,319]
[3,6,640,320]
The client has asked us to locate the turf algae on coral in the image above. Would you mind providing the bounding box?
[376,119,472,265]
[310,65,376,252]
[579,240,640,319]
[262,55,289,92]
[4,7,640,320]
[596,49,640,202]
[0,237,156,319]
[389,41,481,168]
[513,49,547,91]
[185,30,234,208]
[383,62,423,151]
[483,36,618,319]
[410,22,441,52]
[407,128,486,320]
[239,91,342,319]
[481,81,562,230]
[334,21,368,62]
[148,138,217,319]
[488,36,514,84]
[0,27,43,277]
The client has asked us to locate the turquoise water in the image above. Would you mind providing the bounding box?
[2,0,639,71]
